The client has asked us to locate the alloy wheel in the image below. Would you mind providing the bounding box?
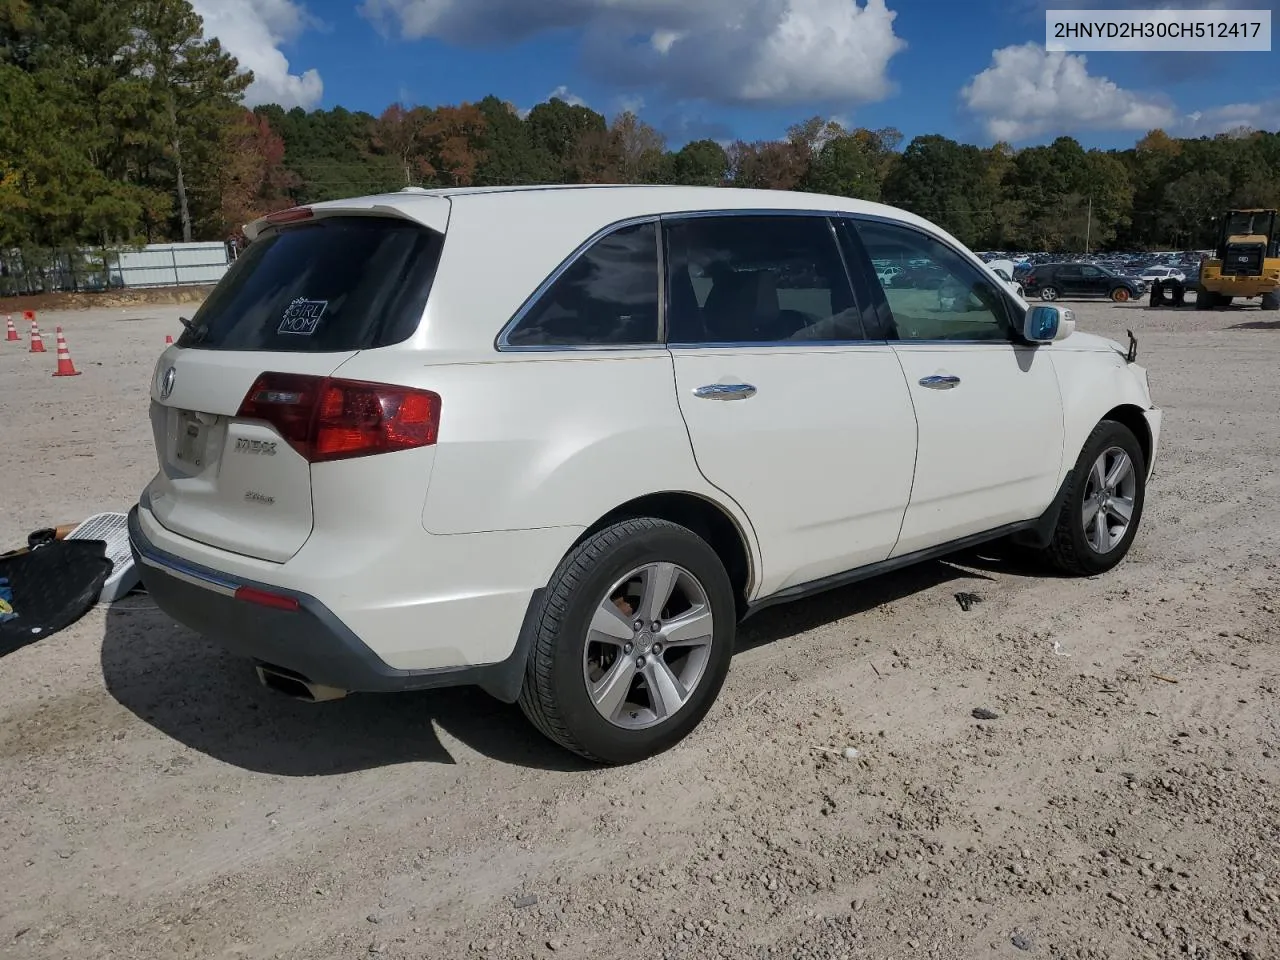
[582,562,715,730]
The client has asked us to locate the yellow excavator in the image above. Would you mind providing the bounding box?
[1196,208,1280,310]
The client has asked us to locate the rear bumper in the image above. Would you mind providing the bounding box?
[127,506,541,700]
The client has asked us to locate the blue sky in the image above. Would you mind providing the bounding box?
[192,0,1280,150]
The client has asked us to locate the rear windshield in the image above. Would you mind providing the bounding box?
[179,215,444,351]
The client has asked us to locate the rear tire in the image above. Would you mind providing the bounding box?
[1039,286,1059,301]
[517,518,736,765]
[1040,420,1147,577]
[1261,291,1280,311]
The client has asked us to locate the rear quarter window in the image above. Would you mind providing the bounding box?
[179,216,444,352]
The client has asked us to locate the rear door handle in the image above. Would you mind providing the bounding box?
[919,375,961,390]
[693,383,757,400]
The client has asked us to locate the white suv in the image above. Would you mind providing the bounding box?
[129,185,1161,764]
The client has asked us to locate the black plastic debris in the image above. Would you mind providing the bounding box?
[954,592,983,612]
[0,539,114,657]
[972,707,1000,721]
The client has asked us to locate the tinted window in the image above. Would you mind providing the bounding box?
[505,222,659,347]
[854,219,1014,342]
[180,216,443,352]
[1080,265,1102,278]
[664,216,861,344]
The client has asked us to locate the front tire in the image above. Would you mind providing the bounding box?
[1260,291,1279,311]
[1039,286,1059,301]
[1041,420,1147,576]
[518,518,736,764]
[1111,286,1132,302]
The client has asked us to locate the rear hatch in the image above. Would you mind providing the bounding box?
[147,208,446,563]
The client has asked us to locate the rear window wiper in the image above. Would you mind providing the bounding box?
[178,315,210,344]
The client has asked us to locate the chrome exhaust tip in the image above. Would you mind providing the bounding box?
[255,664,348,703]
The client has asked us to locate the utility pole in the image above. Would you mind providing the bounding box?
[1085,196,1092,254]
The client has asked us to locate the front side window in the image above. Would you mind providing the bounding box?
[664,215,862,344]
[505,222,660,347]
[854,218,1014,342]
[1081,265,1103,278]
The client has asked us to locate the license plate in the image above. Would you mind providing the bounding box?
[175,412,207,467]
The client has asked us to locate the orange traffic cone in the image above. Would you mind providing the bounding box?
[29,321,45,353]
[52,327,80,376]
[4,315,17,341]
[165,334,174,345]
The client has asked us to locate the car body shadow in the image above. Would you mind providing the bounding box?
[1228,319,1280,330]
[100,597,593,776]
[735,555,995,654]
[102,552,1004,777]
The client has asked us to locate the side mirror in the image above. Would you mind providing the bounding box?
[1023,304,1074,343]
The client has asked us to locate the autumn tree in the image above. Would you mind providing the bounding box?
[372,103,431,186]
[216,109,298,238]
[419,104,488,186]
[609,111,666,183]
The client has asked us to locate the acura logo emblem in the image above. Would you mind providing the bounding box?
[160,366,176,400]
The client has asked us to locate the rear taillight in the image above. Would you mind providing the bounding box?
[236,372,441,463]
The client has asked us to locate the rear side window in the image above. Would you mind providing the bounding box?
[180,216,443,352]
[504,222,660,348]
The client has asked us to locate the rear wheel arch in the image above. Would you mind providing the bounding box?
[574,492,755,619]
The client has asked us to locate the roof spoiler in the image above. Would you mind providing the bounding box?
[243,194,452,242]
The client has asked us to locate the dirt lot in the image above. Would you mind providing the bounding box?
[0,300,1277,960]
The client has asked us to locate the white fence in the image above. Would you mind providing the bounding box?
[0,241,235,296]
[110,242,233,289]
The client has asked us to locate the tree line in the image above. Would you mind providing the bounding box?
[3,0,1280,258]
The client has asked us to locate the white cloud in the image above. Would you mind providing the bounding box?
[961,43,1175,142]
[192,0,324,110]
[615,94,646,115]
[516,86,590,119]
[547,84,588,108]
[1181,100,1280,136]
[358,0,906,108]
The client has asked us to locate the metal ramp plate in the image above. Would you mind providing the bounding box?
[65,512,139,602]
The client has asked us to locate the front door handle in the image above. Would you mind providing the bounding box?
[919,374,961,390]
[694,383,757,400]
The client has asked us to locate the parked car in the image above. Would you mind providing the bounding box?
[989,264,1024,299]
[129,185,1162,765]
[875,264,903,286]
[1139,265,1186,284]
[1022,262,1147,302]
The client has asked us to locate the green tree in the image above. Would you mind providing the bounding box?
[882,135,990,247]
[805,132,883,200]
[474,95,555,185]
[133,0,250,241]
[664,140,729,186]
[525,97,608,178]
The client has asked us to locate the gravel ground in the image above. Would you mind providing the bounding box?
[0,300,1277,960]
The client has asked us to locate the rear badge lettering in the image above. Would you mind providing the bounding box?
[278,297,328,335]
[235,438,277,456]
[244,491,275,505]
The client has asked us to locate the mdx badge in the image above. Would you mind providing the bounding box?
[236,438,277,455]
